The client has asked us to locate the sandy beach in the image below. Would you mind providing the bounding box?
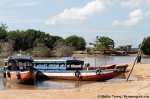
[0,63,150,99]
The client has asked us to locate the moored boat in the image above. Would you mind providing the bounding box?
[33,59,123,81]
[83,64,128,72]
[3,55,36,84]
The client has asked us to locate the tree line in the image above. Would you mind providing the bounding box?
[0,23,150,57]
[93,36,150,55]
[0,24,86,57]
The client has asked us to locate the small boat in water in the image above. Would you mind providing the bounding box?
[3,55,36,84]
[33,59,123,81]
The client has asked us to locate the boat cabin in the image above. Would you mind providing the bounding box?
[5,55,33,71]
[33,59,84,71]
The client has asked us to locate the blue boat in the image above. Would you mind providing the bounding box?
[33,59,122,81]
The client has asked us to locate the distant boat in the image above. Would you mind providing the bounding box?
[3,55,36,84]
[33,59,123,81]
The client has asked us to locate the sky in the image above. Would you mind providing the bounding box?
[0,0,150,48]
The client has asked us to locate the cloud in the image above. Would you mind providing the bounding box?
[121,0,150,9]
[45,0,108,25]
[112,9,150,26]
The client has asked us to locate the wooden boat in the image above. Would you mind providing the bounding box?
[3,55,36,84]
[33,59,123,81]
[83,64,128,72]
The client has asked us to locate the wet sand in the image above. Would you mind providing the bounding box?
[0,63,150,99]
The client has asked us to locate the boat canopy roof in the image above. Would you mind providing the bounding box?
[33,60,66,64]
[66,60,84,65]
[33,59,84,65]
[7,55,33,61]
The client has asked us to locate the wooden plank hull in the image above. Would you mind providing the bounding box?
[83,64,128,72]
[37,70,121,81]
[5,70,36,84]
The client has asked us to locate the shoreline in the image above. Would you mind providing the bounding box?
[73,53,150,57]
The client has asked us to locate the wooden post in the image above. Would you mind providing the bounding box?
[126,46,142,82]
[94,53,96,67]
[104,50,106,69]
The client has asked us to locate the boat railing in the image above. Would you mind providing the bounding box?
[33,65,66,71]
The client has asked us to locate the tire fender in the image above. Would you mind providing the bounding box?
[75,70,81,77]
[96,69,101,75]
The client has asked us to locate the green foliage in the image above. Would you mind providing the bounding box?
[7,29,64,51]
[44,35,64,50]
[7,30,25,50]
[114,48,122,51]
[0,23,7,42]
[65,35,86,51]
[94,36,114,51]
[0,23,88,57]
[141,36,150,55]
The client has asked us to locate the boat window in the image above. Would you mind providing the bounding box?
[18,61,32,70]
[33,62,66,67]
[35,63,46,67]
[8,61,19,70]
[66,64,81,67]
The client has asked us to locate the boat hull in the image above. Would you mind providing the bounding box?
[83,64,128,72]
[5,70,36,84]
[37,70,121,81]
